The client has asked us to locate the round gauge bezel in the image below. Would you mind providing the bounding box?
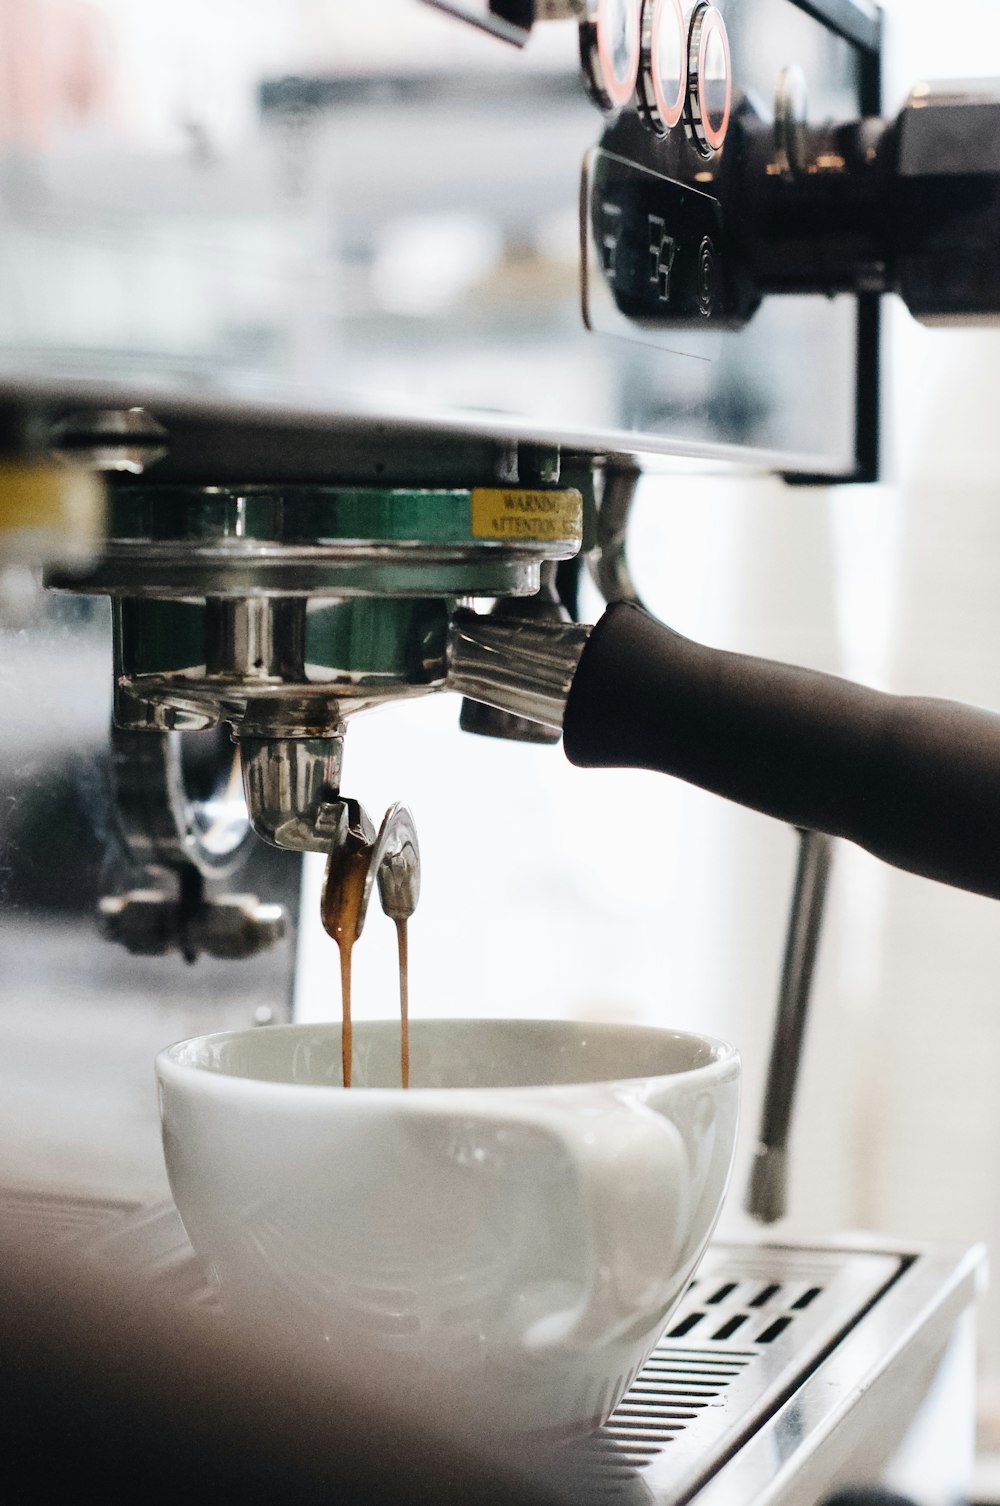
[687,3,732,157]
[581,0,642,114]
[638,0,687,136]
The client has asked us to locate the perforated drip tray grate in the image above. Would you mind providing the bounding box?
[575,1243,902,1501]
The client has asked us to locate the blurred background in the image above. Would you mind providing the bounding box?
[3,0,1000,1480]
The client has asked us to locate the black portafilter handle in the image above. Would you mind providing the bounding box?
[563,602,1000,902]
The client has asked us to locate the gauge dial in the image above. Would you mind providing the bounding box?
[638,0,687,136]
[581,0,641,114]
[688,3,732,156]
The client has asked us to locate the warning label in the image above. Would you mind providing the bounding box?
[470,488,583,543]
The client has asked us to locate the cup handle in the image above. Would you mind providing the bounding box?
[517,1094,693,1353]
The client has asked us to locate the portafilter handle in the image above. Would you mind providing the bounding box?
[562,600,1000,903]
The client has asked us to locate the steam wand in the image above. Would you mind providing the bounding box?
[746,829,833,1225]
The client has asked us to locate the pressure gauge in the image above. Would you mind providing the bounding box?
[687,3,732,156]
[580,0,641,115]
[637,0,687,136]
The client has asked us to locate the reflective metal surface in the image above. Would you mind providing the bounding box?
[446,607,592,729]
[62,483,581,600]
[316,797,418,940]
[747,828,834,1225]
[49,409,169,476]
[0,589,302,1196]
[457,559,580,743]
[240,733,345,852]
[582,1242,902,1496]
[55,476,585,846]
[98,887,287,963]
[369,802,421,925]
[110,726,251,879]
[686,1245,982,1506]
[98,722,282,962]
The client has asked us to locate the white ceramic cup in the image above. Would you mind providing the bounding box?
[157,1018,740,1437]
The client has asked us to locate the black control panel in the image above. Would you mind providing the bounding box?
[574,0,1000,479]
[574,0,885,480]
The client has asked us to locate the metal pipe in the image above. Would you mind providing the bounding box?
[588,468,643,609]
[746,827,834,1225]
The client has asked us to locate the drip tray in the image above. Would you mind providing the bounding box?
[579,1244,901,1501]
[0,1186,983,1505]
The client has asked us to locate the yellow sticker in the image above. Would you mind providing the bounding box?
[470,488,583,544]
[0,462,105,540]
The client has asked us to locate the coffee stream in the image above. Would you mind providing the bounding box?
[395,917,409,1091]
[321,838,410,1090]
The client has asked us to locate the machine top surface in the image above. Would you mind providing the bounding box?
[0,0,881,482]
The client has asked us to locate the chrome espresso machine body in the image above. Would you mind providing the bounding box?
[0,0,998,1501]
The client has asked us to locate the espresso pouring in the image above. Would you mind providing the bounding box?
[321,835,410,1090]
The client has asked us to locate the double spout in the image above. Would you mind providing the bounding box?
[239,728,420,944]
[320,799,420,947]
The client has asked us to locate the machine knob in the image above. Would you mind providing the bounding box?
[736,79,1000,326]
[99,888,286,963]
[890,82,1000,323]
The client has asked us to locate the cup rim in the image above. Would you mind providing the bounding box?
[156,1017,740,1101]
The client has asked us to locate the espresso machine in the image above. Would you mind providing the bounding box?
[1,0,999,1499]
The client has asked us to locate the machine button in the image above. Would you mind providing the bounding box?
[580,0,641,114]
[637,0,687,136]
[687,3,732,156]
